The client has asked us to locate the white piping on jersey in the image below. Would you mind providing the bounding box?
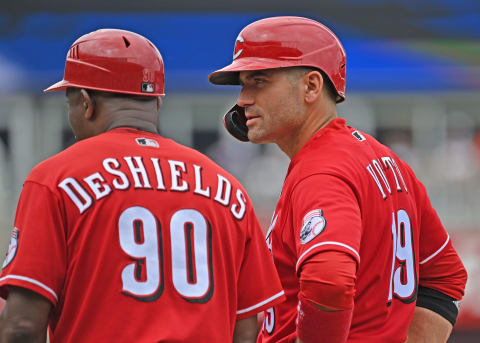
[236,290,285,315]
[420,235,450,265]
[0,275,58,301]
[296,241,360,272]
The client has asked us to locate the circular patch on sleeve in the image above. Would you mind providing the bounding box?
[2,227,19,268]
[300,210,327,244]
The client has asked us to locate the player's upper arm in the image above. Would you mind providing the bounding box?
[0,286,51,342]
[291,173,362,272]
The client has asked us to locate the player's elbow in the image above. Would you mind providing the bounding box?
[300,279,354,310]
[299,251,357,310]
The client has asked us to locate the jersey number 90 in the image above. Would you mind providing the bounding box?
[118,206,214,303]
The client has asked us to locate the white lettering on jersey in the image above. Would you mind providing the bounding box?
[373,159,392,195]
[170,209,211,298]
[367,157,408,200]
[83,172,112,200]
[58,177,93,213]
[214,174,232,206]
[169,160,188,192]
[231,189,246,220]
[193,164,211,198]
[124,156,151,188]
[366,162,387,199]
[382,157,408,193]
[150,158,166,190]
[389,209,416,303]
[59,157,247,220]
[103,158,129,190]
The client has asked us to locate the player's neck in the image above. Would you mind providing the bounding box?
[104,117,159,135]
[94,97,160,135]
[279,107,337,160]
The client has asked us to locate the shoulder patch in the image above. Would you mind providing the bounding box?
[300,210,327,244]
[2,227,19,268]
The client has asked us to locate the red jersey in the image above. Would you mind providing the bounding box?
[258,118,466,343]
[0,128,285,342]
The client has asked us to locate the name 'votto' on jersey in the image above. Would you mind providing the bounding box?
[258,119,466,343]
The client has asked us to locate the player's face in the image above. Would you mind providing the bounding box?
[237,69,305,146]
[66,89,90,141]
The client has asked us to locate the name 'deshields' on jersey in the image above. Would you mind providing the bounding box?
[57,156,247,220]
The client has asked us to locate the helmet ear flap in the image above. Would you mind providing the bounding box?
[223,105,249,142]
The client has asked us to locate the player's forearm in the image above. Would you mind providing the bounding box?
[0,322,47,343]
[0,287,51,343]
[296,296,352,343]
[406,307,452,343]
[295,304,337,343]
[233,315,257,343]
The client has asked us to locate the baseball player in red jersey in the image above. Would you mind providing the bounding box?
[209,16,468,343]
[0,29,285,342]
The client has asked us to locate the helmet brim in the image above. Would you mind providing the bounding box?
[208,57,301,85]
[44,79,71,93]
[44,79,165,96]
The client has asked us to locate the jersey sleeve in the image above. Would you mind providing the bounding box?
[417,185,467,300]
[291,174,362,274]
[0,181,67,306]
[235,205,285,319]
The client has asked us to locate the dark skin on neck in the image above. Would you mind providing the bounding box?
[66,88,162,141]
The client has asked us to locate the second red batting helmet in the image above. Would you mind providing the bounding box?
[45,29,165,96]
[209,16,346,102]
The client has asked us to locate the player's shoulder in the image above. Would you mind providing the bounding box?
[290,119,365,174]
[26,129,137,184]
[26,137,92,185]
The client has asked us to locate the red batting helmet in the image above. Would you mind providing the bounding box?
[45,29,165,96]
[209,16,346,102]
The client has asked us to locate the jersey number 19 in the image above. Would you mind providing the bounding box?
[388,209,417,305]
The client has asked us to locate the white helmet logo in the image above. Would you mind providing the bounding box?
[233,36,244,60]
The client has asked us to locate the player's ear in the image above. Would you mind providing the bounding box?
[80,89,95,120]
[304,70,323,104]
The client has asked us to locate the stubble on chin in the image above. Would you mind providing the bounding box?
[248,128,272,145]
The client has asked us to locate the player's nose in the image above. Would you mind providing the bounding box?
[237,86,255,108]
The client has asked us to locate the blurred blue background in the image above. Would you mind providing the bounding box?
[0,9,479,94]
